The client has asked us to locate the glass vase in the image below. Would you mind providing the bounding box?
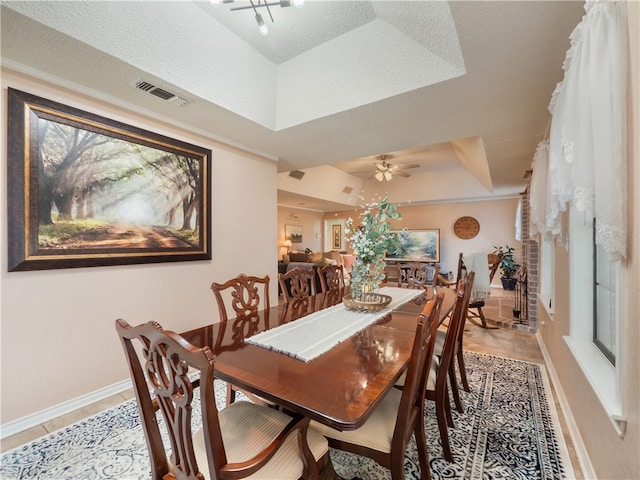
[351,264,378,302]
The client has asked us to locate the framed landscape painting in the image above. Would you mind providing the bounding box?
[386,229,440,263]
[7,88,212,271]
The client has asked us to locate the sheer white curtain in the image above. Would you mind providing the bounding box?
[529,0,628,261]
[529,140,549,238]
[570,1,628,261]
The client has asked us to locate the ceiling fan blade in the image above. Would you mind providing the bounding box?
[392,164,420,170]
[395,171,412,178]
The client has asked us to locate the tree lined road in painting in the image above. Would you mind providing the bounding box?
[37,118,202,250]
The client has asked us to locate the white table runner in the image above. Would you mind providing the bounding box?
[246,287,423,362]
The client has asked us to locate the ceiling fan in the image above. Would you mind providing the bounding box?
[357,155,420,182]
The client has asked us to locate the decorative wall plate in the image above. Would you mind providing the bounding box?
[453,216,480,239]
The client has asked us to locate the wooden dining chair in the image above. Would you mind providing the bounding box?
[318,264,345,292]
[427,272,474,462]
[211,273,271,406]
[278,267,316,302]
[397,262,440,294]
[395,272,473,463]
[435,271,476,409]
[310,292,445,480]
[115,319,329,480]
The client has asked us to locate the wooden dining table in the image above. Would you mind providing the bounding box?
[181,286,456,431]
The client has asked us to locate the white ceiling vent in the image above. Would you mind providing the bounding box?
[289,170,305,180]
[133,80,189,106]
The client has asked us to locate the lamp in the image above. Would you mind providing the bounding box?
[284,239,292,253]
[213,0,305,35]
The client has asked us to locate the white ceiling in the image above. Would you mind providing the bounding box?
[1,1,585,212]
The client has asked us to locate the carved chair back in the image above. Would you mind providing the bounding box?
[278,267,316,302]
[210,274,271,405]
[211,273,270,324]
[398,262,441,294]
[318,264,345,292]
[115,319,221,479]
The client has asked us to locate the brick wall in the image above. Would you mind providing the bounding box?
[520,175,538,329]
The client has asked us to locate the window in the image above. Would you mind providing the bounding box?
[564,207,625,436]
[593,220,617,365]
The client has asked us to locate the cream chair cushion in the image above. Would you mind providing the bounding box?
[434,329,446,356]
[193,401,328,479]
[394,355,439,389]
[310,387,402,453]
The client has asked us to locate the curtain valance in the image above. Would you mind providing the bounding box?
[529,0,628,261]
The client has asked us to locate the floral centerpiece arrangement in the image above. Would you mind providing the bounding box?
[345,197,402,301]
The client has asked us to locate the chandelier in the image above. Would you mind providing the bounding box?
[211,0,305,35]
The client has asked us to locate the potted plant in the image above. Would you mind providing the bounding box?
[493,245,520,290]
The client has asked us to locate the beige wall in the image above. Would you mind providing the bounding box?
[0,69,278,425]
[276,206,324,258]
[538,3,640,478]
[327,197,521,283]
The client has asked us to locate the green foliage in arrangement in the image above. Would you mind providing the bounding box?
[346,198,402,297]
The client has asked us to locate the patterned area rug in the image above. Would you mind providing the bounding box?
[0,352,573,479]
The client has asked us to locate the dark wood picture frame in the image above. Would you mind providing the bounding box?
[7,88,212,271]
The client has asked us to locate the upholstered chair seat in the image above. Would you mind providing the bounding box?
[193,401,329,479]
[311,388,401,453]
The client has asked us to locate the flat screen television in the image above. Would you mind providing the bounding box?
[385,229,440,263]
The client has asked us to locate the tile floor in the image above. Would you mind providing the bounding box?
[0,288,584,479]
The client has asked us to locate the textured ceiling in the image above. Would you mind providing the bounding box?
[0,0,586,212]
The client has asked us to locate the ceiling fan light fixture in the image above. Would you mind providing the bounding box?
[375,171,384,182]
[225,0,303,33]
[384,171,393,181]
[255,13,269,35]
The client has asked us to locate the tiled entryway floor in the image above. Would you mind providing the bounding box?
[1,288,584,479]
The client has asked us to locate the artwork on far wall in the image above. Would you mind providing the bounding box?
[385,229,440,263]
[332,224,342,250]
[285,224,303,244]
[6,88,212,271]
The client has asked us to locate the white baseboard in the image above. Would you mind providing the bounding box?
[1,379,132,439]
[536,331,597,479]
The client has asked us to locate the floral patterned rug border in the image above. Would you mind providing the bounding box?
[0,352,573,479]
